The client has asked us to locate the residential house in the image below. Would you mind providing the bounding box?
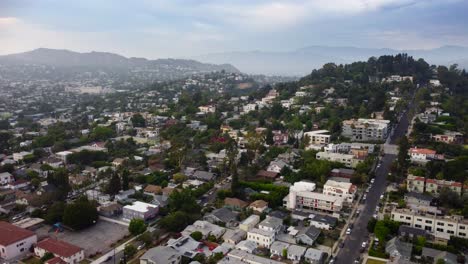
[166,236,201,259]
[409,148,444,164]
[421,247,458,264]
[247,228,275,248]
[404,192,433,207]
[296,226,321,246]
[258,216,282,235]
[272,130,289,145]
[224,198,248,211]
[144,185,162,197]
[191,171,215,182]
[266,159,289,174]
[123,201,158,221]
[235,240,257,253]
[385,237,412,261]
[140,246,181,264]
[98,203,123,217]
[223,249,284,264]
[248,200,268,214]
[222,229,246,245]
[287,245,306,262]
[329,168,355,179]
[181,220,226,240]
[239,215,260,232]
[34,238,84,264]
[431,132,463,144]
[0,172,14,185]
[270,241,289,257]
[255,170,278,181]
[204,207,239,227]
[0,221,38,260]
[308,213,338,230]
[115,189,136,201]
[304,248,325,264]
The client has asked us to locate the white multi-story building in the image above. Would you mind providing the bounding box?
[303,130,331,148]
[323,180,357,203]
[316,152,361,168]
[391,209,468,241]
[258,216,282,235]
[341,118,390,141]
[247,228,275,248]
[283,181,343,213]
[123,201,158,221]
[0,221,38,261]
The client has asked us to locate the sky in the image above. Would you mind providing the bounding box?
[0,0,468,59]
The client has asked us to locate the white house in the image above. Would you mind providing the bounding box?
[239,215,260,232]
[247,228,275,248]
[34,238,84,264]
[0,172,14,185]
[123,201,158,221]
[0,221,38,260]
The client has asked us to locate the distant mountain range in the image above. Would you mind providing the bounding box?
[194,45,468,76]
[0,48,239,75]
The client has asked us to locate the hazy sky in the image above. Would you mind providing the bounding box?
[1,0,467,58]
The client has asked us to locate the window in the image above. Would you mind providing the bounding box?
[415,224,422,228]
[436,228,444,232]
[459,232,466,237]
[416,218,422,222]
[447,230,454,234]
[437,222,444,226]
[459,226,466,230]
[425,220,432,224]
[406,217,411,220]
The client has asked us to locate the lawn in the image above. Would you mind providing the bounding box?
[366,259,387,264]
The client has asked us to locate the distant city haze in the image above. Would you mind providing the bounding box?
[1,0,468,74]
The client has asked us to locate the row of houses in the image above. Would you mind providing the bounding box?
[0,221,84,263]
[406,174,466,196]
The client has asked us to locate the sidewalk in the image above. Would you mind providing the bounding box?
[90,236,137,264]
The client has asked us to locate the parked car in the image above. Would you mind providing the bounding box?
[346,228,352,235]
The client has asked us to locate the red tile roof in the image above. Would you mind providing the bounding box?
[0,221,36,246]
[36,238,82,258]
[45,257,66,264]
[409,148,436,155]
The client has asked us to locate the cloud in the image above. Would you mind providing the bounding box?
[0,17,19,26]
[197,0,433,31]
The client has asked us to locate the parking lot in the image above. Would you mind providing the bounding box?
[36,220,129,257]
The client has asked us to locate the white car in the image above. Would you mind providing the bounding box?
[380,194,384,199]
[361,242,367,248]
[370,178,375,184]
[346,228,352,235]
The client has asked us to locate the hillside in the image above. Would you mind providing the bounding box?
[194,45,468,76]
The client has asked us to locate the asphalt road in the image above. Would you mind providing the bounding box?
[334,92,415,264]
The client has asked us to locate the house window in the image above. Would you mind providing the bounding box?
[447,230,454,234]
[436,228,444,232]
[437,222,444,226]
[459,226,466,230]
[415,224,422,228]
[459,232,466,237]
[425,220,432,224]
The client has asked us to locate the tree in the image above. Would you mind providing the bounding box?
[45,202,66,224]
[106,172,122,195]
[128,219,147,236]
[397,136,410,172]
[282,248,288,258]
[367,218,377,233]
[436,259,446,264]
[122,169,130,191]
[41,252,55,262]
[173,173,187,184]
[138,232,153,247]
[159,211,192,232]
[190,231,203,241]
[63,197,98,230]
[131,114,146,128]
[124,244,137,258]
